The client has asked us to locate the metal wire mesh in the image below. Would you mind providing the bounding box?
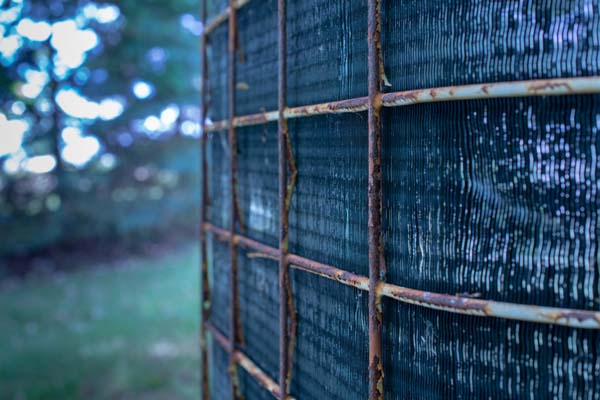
[382,95,600,311]
[200,0,600,399]
[382,1,600,92]
[288,114,369,277]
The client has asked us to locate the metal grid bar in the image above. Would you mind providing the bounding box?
[367,0,384,398]
[277,0,297,398]
[205,321,294,399]
[201,1,600,398]
[199,1,210,398]
[228,1,243,398]
[203,222,600,329]
[204,76,600,132]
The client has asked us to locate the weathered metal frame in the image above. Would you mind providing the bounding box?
[227,1,245,398]
[367,0,384,398]
[205,76,600,133]
[204,222,600,329]
[277,0,297,398]
[200,1,600,399]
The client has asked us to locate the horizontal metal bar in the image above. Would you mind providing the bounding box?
[207,223,280,258]
[204,0,250,35]
[204,223,369,290]
[381,76,600,106]
[287,253,370,292]
[380,284,600,328]
[205,76,600,132]
[206,321,293,399]
[205,97,367,132]
[203,222,600,329]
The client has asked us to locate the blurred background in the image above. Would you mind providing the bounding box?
[0,0,202,398]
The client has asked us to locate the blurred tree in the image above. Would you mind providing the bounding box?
[0,0,201,258]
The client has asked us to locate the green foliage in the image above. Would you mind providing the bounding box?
[0,0,202,257]
[0,244,200,399]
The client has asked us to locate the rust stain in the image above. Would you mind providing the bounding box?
[383,89,419,104]
[206,77,600,133]
[284,268,297,388]
[281,116,298,398]
[527,80,572,92]
[367,0,384,397]
[287,253,370,291]
[203,0,600,396]
[384,285,488,314]
[326,96,369,112]
[539,309,600,324]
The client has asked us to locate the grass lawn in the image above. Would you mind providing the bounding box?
[0,244,200,400]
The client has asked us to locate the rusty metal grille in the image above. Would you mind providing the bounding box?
[200,1,600,399]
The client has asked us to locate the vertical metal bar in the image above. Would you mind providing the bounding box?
[367,0,384,399]
[228,1,243,398]
[200,1,211,399]
[278,0,295,398]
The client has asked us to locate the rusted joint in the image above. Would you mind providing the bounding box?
[371,92,383,111]
[370,354,384,399]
